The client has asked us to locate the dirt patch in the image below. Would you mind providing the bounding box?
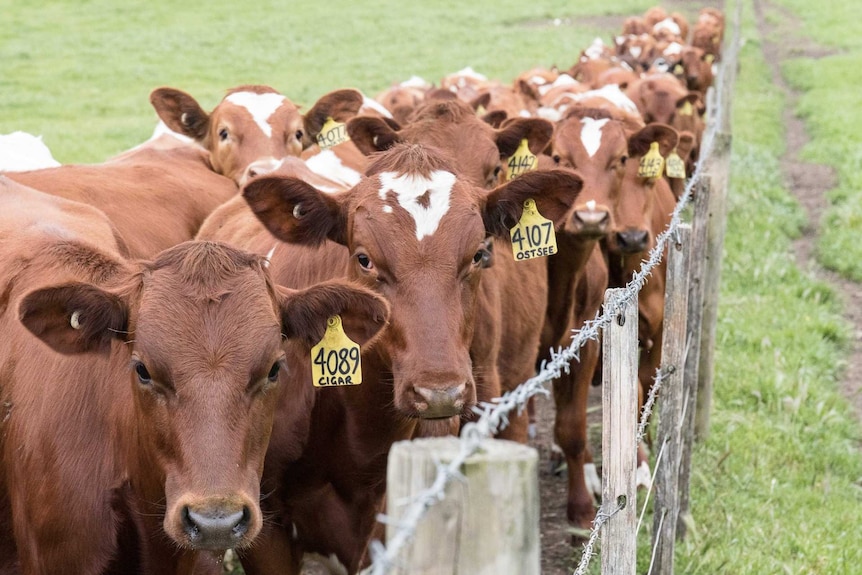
[754,0,862,419]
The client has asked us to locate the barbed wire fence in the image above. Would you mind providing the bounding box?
[366,3,739,573]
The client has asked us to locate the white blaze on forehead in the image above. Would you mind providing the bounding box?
[377,170,455,241]
[629,45,643,59]
[654,18,681,36]
[580,117,611,158]
[570,84,639,114]
[361,95,393,118]
[663,42,684,57]
[225,92,286,138]
[586,200,597,211]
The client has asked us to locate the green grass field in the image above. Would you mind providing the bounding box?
[3,1,862,573]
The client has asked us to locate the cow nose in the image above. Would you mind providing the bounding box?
[181,504,250,550]
[616,229,650,253]
[243,158,282,184]
[572,208,610,236]
[413,383,468,419]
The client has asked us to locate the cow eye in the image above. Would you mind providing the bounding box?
[552,154,561,164]
[135,362,152,385]
[267,362,281,382]
[620,155,627,166]
[218,127,229,142]
[357,253,374,271]
[493,165,502,178]
[472,249,491,267]
[295,129,304,141]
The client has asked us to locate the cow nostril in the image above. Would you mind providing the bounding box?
[232,506,251,537]
[181,506,200,540]
[182,505,248,543]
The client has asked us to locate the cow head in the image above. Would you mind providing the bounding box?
[150,86,364,185]
[610,123,679,254]
[18,241,388,552]
[347,99,553,189]
[243,143,582,419]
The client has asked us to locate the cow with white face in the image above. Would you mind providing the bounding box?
[150,85,365,186]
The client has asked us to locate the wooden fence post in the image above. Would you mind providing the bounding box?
[651,224,691,574]
[601,288,638,575]
[385,437,539,575]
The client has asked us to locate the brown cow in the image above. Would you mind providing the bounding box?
[199,143,582,574]
[605,124,679,485]
[149,85,365,186]
[0,176,389,575]
[626,72,690,125]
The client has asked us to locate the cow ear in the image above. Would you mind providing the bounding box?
[481,110,508,129]
[150,87,210,141]
[347,117,402,155]
[482,169,584,237]
[676,130,696,160]
[495,118,554,158]
[303,89,365,145]
[628,123,679,158]
[19,283,128,355]
[278,281,390,348]
[243,175,347,246]
[470,92,492,112]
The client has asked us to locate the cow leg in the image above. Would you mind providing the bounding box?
[553,337,600,531]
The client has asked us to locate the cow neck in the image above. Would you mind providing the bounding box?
[544,234,601,347]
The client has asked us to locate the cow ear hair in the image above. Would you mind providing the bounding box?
[277,281,390,348]
[303,89,365,145]
[19,283,129,355]
[347,117,402,155]
[482,169,584,237]
[495,118,554,157]
[149,87,210,142]
[243,175,348,246]
[627,123,679,158]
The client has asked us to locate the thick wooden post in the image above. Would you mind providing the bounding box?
[386,437,539,575]
[651,225,691,574]
[601,288,638,575]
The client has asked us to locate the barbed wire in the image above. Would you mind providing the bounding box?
[366,31,732,574]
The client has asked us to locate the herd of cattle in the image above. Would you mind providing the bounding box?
[0,5,723,574]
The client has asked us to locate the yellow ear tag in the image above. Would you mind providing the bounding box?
[510,198,557,261]
[638,142,665,179]
[476,104,488,116]
[680,100,693,116]
[316,117,350,150]
[506,138,537,180]
[665,149,686,179]
[705,54,715,64]
[311,315,362,387]
[673,63,684,75]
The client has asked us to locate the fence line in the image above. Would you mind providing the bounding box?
[367,7,736,572]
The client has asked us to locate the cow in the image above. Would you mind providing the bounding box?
[196,143,582,574]
[692,7,725,61]
[149,85,365,186]
[626,72,691,125]
[0,176,389,574]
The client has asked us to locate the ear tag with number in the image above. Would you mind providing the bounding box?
[311,315,362,387]
[506,138,538,180]
[316,117,350,150]
[673,63,684,75]
[665,149,686,179]
[638,141,665,179]
[510,198,557,261]
[680,100,693,116]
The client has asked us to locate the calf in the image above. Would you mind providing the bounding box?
[0,176,389,575]
[204,143,582,574]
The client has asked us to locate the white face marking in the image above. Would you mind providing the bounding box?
[654,18,681,36]
[225,92,286,138]
[382,205,393,214]
[304,150,362,189]
[377,170,455,241]
[585,37,605,60]
[571,84,640,114]
[361,96,393,118]
[629,45,643,59]
[586,200,597,211]
[530,75,548,86]
[453,66,487,81]
[0,131,60,171]
[580,117,611,158]
[401,75,430,88]
[663,42,683,57]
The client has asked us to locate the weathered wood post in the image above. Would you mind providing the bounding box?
[385,437,539,575]
[601,288,638,575]
[651,224,691,574]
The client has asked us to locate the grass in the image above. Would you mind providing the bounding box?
[3,0,862,573]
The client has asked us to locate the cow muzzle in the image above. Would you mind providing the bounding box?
[168,496,260,551]
[615,229,650,253]
[411,383,470,419]
[570,205,610,238]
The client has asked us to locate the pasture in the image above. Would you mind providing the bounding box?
[2,0,862,573]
